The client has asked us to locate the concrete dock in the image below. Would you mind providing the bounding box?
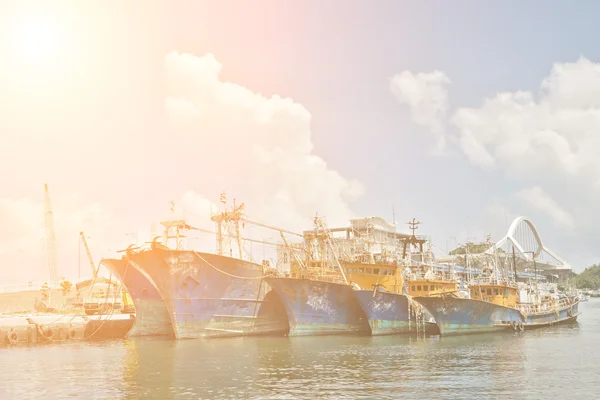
[0,313,135,346]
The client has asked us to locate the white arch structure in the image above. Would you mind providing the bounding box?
[485,216,572,271]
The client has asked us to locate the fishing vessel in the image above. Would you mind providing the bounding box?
[348,218,444,335]
[577,291,590,302]
[103,194,290,339]
[100,256,173,336]
[518,292,579,327]
[264,216,371,336]
[416,242,580,335]
[415,245,525,335]
[415,278,524,335]
[516,280,580,327]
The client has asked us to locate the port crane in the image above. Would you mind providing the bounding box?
[79,232,99,278]
[44,184,59,284]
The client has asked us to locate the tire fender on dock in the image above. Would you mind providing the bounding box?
[38,324,54,341]
[69,324,76,340]
[7,328,18,345]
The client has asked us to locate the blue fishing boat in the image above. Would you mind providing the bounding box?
[347,219,454,336]
[353,288,420,335]
[264,276,370,336]
[415,292,525,335]
[264,216,377,336]
[108,195,291,339]
[101,255,173,337]
[518,293,580,327]
[127,242,289,339]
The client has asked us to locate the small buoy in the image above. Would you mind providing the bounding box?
[7,329,18,345]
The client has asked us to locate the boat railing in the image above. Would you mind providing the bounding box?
[469,277,516,287]
[407,271,454,282]
[303,273,346,285]
[518,297,575,315]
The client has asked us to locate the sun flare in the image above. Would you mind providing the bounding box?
[13,15,59,62]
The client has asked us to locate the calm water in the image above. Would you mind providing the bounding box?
[1,301,598,399]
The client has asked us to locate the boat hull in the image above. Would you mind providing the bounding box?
[523,299,580,327]
[353,290,428,335]
[130,249,289,339]
[414,295,524,336]
[264,277,371,336]
[101,258,174,337]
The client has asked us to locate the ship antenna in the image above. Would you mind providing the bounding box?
[406,218,424,262]
[407,218,421,238]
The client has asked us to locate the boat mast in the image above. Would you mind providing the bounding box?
[407,218,423,264]
[210,192,245,259]
[313,215,348,284]
[160,201,192,250]
[512,245,518,282]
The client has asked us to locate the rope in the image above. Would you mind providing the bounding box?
[21,257,133,343]
[192,250,268,280]
[30,313,79,341]
[26,285,81,339]
[83,257,132,340]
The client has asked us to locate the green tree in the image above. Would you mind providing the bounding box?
[60,280,73,296]
[449,243,505,256]
[572,264,600,289]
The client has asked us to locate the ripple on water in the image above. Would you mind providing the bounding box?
[0,304,599,399]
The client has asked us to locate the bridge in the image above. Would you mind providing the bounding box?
[436,216,572,282]
[485,216,572,273]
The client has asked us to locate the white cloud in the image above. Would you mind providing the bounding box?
[0,50,364,285]
[392,58,600,185]
[517,186,574,229]
[164,51,363,233]
[390,70,451,152]
[392,57,600,246]
[388,57,600,272]
[445,59,600,189]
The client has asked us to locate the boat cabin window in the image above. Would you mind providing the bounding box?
[411,286,415,291]
[366,268,372,274]
[373,268,380,275]
[417,285,422,291]
[424,285,428,291]
[359,268,364,274]
[505,289,509,297]
[494,288,499,296]
[487,289,492,295]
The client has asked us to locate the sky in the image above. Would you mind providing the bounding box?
[1,0,599,284]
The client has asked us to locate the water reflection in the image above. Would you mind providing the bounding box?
[119,337,178,399]
[0,303,597,399]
